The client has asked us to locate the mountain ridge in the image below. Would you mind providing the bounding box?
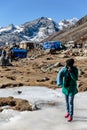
[0,17,78,46]
[45,15,87,43]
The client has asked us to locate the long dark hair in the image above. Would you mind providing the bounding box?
[66,58,74,68]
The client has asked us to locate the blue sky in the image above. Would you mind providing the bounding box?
[0,0,87,27]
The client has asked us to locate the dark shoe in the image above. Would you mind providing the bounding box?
[67,115,73,122]
[64,113,69,118]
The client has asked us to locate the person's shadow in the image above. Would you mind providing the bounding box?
[74,116,87,122]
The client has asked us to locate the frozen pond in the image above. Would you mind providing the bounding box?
[0,86,87,130]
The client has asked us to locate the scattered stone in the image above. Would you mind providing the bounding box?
[6,76,16,80]
[0,96,33,111]
[50,80,57,85]
[17,91,22,94]
[53,62,62,67]
[37,77,50,82]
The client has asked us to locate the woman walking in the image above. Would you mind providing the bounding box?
[56,58,78,122]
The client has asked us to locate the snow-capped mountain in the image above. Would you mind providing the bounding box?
[0,17,59,45]
[0,24,16,34]
[58,18,78,30]
[0,17,78,45]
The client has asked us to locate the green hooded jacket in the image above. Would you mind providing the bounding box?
[57,66,78,96]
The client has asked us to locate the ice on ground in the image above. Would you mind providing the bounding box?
[0,86,87,130]
[0,86,62,104]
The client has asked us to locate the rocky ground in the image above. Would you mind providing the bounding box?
[0,48,87,91]
[0,48,87,111]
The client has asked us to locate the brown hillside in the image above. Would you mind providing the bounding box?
[45,15,87,43]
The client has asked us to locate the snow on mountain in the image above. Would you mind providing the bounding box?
[14,25,24,33]
[48,18,52,20]
[0,17,78,45]
[0,24,16,34]
[30,27,48,42]
[0,17,59,44]
[58,18,78,30]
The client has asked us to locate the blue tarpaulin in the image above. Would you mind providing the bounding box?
[43,41,61,50]
[12,48,27,58]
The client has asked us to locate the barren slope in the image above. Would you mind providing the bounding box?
[45,15,87,43]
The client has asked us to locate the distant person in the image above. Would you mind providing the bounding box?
[1,47,6,58]
[56,58,78,122]
[1,47,7,66]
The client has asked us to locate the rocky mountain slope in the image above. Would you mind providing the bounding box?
[45,15,87,43]
[0,17,59,45]
[0,17,78,45]
[58,18,78,30]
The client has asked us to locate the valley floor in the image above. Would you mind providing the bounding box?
[0,49,87,92]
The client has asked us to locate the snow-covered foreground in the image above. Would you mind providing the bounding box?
[0,86,87,130]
